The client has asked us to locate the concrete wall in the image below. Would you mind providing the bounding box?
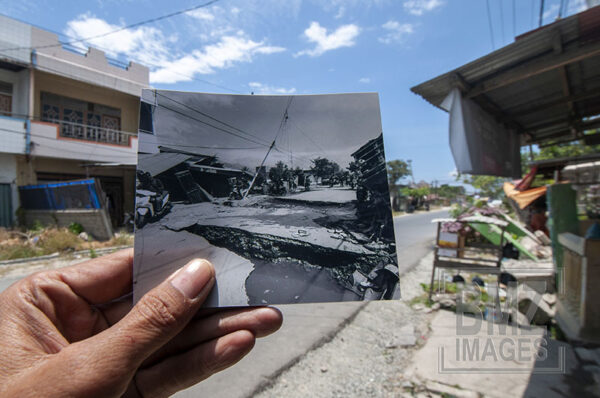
[23,209,113,241]
[33,70,141,134]
[0,153,19,224]
[0,116,27,154]
[0,15,31,65]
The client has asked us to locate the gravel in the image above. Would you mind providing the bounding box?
[254,254,437,398]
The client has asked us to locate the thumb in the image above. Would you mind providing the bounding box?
[100,258,215,369]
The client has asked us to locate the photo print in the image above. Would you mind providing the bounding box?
[133,90,399,307]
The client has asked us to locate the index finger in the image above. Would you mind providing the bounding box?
[57,248,134,304]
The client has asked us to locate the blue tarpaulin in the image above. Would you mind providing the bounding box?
[19,179,102,210]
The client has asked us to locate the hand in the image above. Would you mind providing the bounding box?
[0,249,283,397]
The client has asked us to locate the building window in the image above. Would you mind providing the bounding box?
[0,81,13,116]
[40,92,126,145]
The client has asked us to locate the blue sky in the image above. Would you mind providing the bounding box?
[3,0,591,185]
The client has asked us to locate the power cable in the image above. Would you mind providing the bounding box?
[0,9,243,93]
[155,102,270,148]
[499,0,506,44]
[0,0,220,53]
[486,0,496,50]
[512,0,517,38]
[155,92,269,145]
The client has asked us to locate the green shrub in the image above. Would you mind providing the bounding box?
[31,220,44,233]
[68,222,84,235]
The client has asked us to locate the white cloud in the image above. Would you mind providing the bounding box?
[65,13,171,66]
[403,0,444,16]
[334,6,346,19]
[379,20,414,44]
[248,82,296,94]
[151,36,285,84]
[188,8,215,21]
[448,169,458,178]
[542,4,560,21]
[358,77,370,83]
[296,21,360,57]
[64,14,285,84]
[567,0,588,15]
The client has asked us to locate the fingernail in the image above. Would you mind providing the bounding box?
[170,259,214,299]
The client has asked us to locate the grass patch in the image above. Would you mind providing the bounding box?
[0,226,134,261]
[107,232,134,247]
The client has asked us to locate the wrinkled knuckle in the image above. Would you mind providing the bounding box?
[193,354,215,378]
[137,293,180,330]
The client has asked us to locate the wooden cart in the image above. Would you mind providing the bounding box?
[429,216,509,302]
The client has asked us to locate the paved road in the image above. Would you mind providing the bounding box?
[0,209,448,398]
[394,208,449,274]
[0,275,19,292]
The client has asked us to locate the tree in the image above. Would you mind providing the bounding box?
[268,161,289,195]
[437,184,465,199]
[461,175,505,198]
[310,157,340,183]
[386,159,411,188]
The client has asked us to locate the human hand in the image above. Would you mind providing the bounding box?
[0,249,283,397]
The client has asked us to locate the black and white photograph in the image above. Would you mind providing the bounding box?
[133,90,399,307]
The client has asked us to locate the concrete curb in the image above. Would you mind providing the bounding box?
[0,245,133,266]
[247,301,369,397]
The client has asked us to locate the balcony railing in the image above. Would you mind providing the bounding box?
[43,118,136,146]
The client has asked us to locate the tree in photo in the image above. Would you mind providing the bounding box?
[268,161,290,195]
[310,157,341,185]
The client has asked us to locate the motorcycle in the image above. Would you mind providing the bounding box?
[135,189,172,229]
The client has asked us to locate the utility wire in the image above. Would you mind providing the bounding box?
[558,0,566,18]
[499,0,505,44]
[155,102,270,148]
[512,0,517,38]
[155,92,269,145]
[0,0,220,53]
[0,6,243,93]
[486,0,496,50]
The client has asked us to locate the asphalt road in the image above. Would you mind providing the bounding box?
[394,208,449,274]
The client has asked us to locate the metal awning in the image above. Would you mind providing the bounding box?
[411,6,600,147]
[138,152,192,177]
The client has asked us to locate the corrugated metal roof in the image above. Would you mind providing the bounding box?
[411,6,600,146]
[138,152,192,176]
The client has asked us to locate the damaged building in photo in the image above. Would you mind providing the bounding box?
[133,91,399,308]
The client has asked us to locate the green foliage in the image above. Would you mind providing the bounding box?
[31,220,44,233]
[401,186,430,197]
[386,159,411,187]
[461,174,505,198]
[310,157,340,181]
[68,222,84,235]
[89,248,98,258]
[436,184,465,199]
